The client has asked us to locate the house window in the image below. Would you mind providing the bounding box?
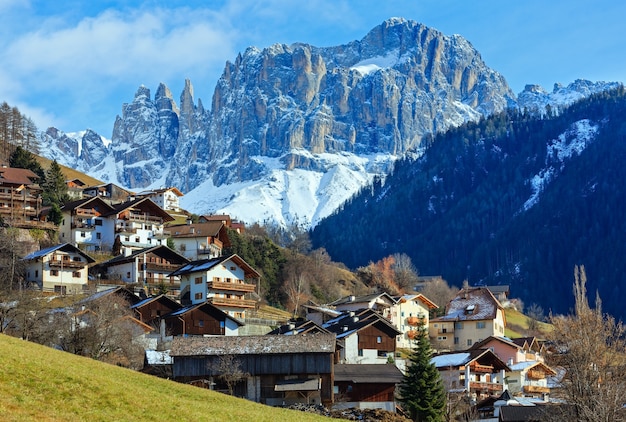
[358,349,363,357]
[35,270,39,278]
[126,272,131,278]
[54,285,66,294]
[72,271,80,278]
[135,237,140,243]
[455,322,463,329]
[476,321,486,329]
[376,336,382,344]
[226,278,232,283]
[230,266,236,270]
[195,292,203,300]
[195,319,204,327]
[72,257,81,262]
[467,339,473,346]
[438,336,447,341]
[454,337,459,344]
[125,237,130,241]
[80,231,86,238]
[96,232,102,240]
[194,277,203,284]
[94,219,102,226]
[50,270,59,276]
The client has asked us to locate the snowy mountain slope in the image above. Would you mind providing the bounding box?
[37,18,622,228]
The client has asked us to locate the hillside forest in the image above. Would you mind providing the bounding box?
[312,86,626,321]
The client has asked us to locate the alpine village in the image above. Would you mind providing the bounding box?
[3,23,626,422]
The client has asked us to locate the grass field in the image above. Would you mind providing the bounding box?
[0,334,334,422]
[504,307,553,338]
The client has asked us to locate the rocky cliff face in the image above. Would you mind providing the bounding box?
[40,18,614,227]
[204,18,514,187]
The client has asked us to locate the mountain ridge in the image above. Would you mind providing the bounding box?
[37,18,620,228]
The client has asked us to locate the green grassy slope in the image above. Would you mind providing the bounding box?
[0,334,333,422]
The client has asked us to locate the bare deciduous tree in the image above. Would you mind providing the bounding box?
[546,265,626,422]
[209,354,248,396]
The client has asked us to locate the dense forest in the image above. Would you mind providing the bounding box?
[0,102,39,163]
[312,86,626,320]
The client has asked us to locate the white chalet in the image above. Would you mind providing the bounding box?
[22,243,95,294]
[391,293,438,349]
[110,197,175,255]
[136,187,183,212]
[59,197,116,252]
[170,254,260,319]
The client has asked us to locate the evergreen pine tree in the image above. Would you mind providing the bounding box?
[399,321,446,422]
[42,160,69,206]
[9,146,45,179]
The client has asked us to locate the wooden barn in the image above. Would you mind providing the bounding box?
[171,333,336,406]
[131,294,182,327]
[163,302,243,336]
[334,364,404,412]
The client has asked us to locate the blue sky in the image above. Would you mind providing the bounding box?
[1,0,624,137]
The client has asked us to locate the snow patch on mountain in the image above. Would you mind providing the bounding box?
[523,119,599,211]
[181,150,396,227]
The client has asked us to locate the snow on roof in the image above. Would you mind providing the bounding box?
[431,352,471,368]
[145,349,171,365]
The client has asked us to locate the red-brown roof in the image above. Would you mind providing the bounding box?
[0,166,40,186]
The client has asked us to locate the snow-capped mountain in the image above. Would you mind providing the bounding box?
[38,18,621,228]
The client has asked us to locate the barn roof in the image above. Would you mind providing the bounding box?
[171,332,336,356]
[334,364,404,384]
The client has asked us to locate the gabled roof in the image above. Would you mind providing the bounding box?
[137,187,183,197]
[165,221,225,238]
[267,319,332,335]
[0,166,40,185]
[323,308,402,339]
[130,294,182,312]
[432,287,505,323]
[431,348,510,371]
[334,364,404,384]
[99,245,189,267]
[22,243,96,263]
[168,254,260,279]
[302,303,342,318]
[61,196,116,214]
[329,292,397,308]
[508,360,556,376]
[470,336,521,351]
[79,286,143,306]
[511,336,544,353]
[170,332,336,356]
[163,301,244,326]
[105,197,174,222]
[396,293,438,309]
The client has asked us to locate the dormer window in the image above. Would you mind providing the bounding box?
[465,304,476,315]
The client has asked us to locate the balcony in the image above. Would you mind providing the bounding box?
[523,385,550,394]
[48,260,86,269]
[207,280,256,293]
[526,369,547,380]
[115,225,138,234]
[468,381,504,393]
[143,262,181,272]
[406,316,425,326]
[127,214,163,224]
[470,363,495,374]
[71,222,95,230]
[207,297,256,309]
[74,208,98,217]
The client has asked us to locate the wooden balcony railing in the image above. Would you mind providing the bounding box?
[523,385,550,394]
[468,381,504,393]
[143,262,181,272]
[470,363,494,373]
[207,297,256,309]
[48,260,86,269]
[207,280,256,293]
[526,369,547,380]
